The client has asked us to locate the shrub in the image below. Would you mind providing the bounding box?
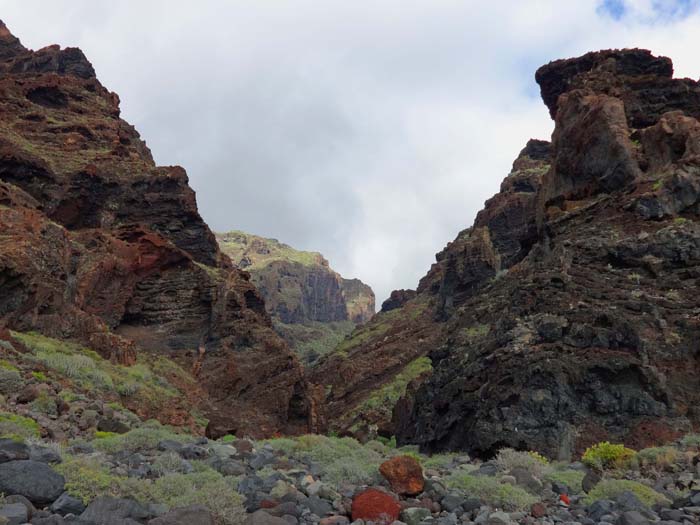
[32,371,48,382]
[422,453,462,470]
[219,434,236,444]
[544,469,585,494]
[263,435,384,486]
[55,455,120,504]
[93,424,191,454]
[118,470,245,525]
[582,442,636,470]
[446,472,537,511]
[637,446,679,472]
[681,434,700,448]
[584,479,670,507]
[494,448,549,477]
[0,367,23,395]
[31,391,58,415]
[0,412,40,440]
[152,452,188,476]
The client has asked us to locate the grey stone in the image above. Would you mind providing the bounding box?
[582,471,601,494]
[246,510,293,525]
[0,439,29,463]
[587,500,615,522]
[306,495,332,517]
[0,460,64,505]
[148,504,215,525]
[80,497,152,525]
[616,491,648,512]
[476,463,498,477]
[401,507,431,525]
[441,495,464,512]
[509,467,543,493]
[486,511,510,525]
[28,445,62,464]
[50,492,86,516]
[179,443,208,460]
[0,503,28,525]
[157,440,183,452]
[267,502,301,518]
[617,510,650,525]
[3,494,35,517]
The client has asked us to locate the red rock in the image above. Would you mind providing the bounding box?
[559,494,570,506]
[379,455,425,496]
[259,500,279,509]
[352,489,401,524]
[531,502,547,518]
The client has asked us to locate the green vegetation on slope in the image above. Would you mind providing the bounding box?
[273,320,355,366]
[216,230,324,270]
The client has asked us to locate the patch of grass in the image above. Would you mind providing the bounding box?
[262,435,385,486]
[11,332,193,417]
[31,391,58,415]
[459,324,490,341]
[0,412,40,440]
[637,446,679,472]
[544,469,585,494]
[446,472,537,511]
[217,230,323,270]
[118,469,245,525]
[584,479,670,507]
[347,357,432,424]
[582,442,637,470]
[422,453,462,470]
[494,448,549,477]
[93,422,192,454]
[32,371,48,382]
[274,320,355,366]
[681,434,700,448]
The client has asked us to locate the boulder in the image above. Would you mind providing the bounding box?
[50,492,86,516]
[379,456,425,496]
[351,489,401,525]
[0,439,29,463]
[80,497,152,525]
[400,506,431,525]
[0,460,64,505]
[246,510,290,525]
[148,504,216,525]
[0,503,28,525]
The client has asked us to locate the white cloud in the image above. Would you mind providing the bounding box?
[1,0,699,305]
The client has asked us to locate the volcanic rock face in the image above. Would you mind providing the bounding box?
[319,49,700,458]
[0,21,309,438]
[217,231,375,364]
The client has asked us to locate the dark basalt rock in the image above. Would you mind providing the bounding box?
[381,289,417,312]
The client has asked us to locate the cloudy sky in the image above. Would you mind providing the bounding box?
[2,1,699,304]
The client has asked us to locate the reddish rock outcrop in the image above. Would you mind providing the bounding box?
[379,455,424,496]
[0,21,310,437]
[351,489,400,524]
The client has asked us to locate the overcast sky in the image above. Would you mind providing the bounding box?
[2,1,699,304]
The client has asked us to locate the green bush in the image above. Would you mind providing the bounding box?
[494,448,549,477]
[93,423,191,454]
[31,391,58,415]
[422,453,461,470]
[544,469,585,494]
[584,479,670,507]
[446,472,537,511]
[55,455,120,504]
[152,452,187,476]
[0,412,40,440]
[637,446,679,472]
[263,435,384,486]
[118,470,245,525]
[681,434,700,448]
[582,442,636,470]
[32,371,48,382]
[0,367,23,395]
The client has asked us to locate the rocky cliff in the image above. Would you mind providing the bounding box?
[216,231,375,364]
[315,49,700,458]
[0,21,310,438]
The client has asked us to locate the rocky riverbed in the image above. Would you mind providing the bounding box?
[1,428,699,525]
